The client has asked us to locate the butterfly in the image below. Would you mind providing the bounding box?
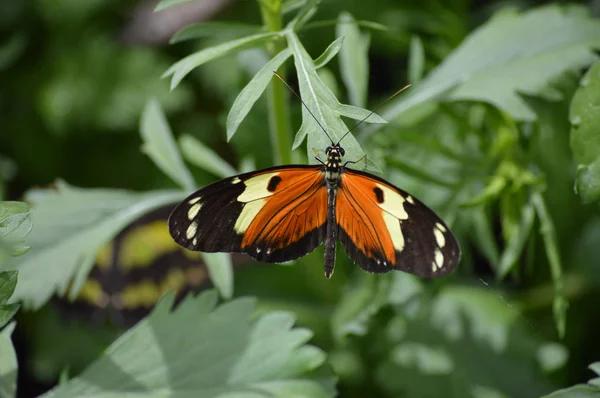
[168,76,461,279]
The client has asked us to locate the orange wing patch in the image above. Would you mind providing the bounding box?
[337,169,460,277]
[336,174,397,265]
[241,169,327,251]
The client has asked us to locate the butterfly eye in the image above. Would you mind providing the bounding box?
[339,147,345,157]
[325,146,332,154]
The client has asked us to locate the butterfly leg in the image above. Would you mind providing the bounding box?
[324,189,337,278]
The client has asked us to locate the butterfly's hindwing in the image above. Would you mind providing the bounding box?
[168,165,329,263]
[337,169,460,277]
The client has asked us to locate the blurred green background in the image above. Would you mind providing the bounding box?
[2,0,600,397]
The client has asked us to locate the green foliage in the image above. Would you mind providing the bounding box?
[543,362,600,397]
[3,0,600,396]
[0,322,17,398]
[1,185,184,308]
[570,60,600,203]
[44,291,334,398]
[140,99,196,192]
[376,5,600,126]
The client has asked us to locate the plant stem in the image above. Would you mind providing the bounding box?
[258,0,292,165]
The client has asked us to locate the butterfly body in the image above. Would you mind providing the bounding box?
[168,143,461,279]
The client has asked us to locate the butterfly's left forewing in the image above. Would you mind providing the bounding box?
[169,165,329,263]
[337,169,460,277]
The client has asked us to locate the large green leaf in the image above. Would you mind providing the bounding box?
[140,98,196,191]
[336,12,370,108]
[1,182,184,309]
[570,60,600,203]
[44,291,335,398]
[374,5,600,135]
[164,32,280,90]
[0,322,17,398]
[285,32,385,167]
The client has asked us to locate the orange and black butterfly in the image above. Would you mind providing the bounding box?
[168,77,461,279]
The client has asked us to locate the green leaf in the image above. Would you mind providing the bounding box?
[171,22,262,44]
[376,5,600,133]
[313,37,344,69]
[0,271,19,329]
[44,292,334,397]
[570,60,600,202]
[289,0,320,30]
[574,159,600,203]
[1,182,184,309]
[0,202,32,243]
[0,202,32,265]
[227,48,292,141]
[408,35,425,84]
[532,192,567,339]
[285,31,385,168]
[155,0,199,12]
[0,271,17,305]
[0,322,17,398]
[203,253,233,300]
[140,98,196,191]
[336,12,370,107]
[179,135,237,179]
[163,32,279,90]
[497,199,535,278]
[543,362,600,397]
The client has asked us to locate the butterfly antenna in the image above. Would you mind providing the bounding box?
[273,71,335,145]
[337,84,412,145]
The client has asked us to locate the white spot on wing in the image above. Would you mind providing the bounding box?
[193,237,197,246]
[186,221,198,240]
[188,203,202,220]
[436,222,446,232]
[382,212,405,252]
[376,184,409,220]
[234,200,266,233]
[232,177,241,184]
[188,197,201,205]
[406,195,415,204]
[434,249,444,270]
[237,172,279,202]
[434,227,446,249]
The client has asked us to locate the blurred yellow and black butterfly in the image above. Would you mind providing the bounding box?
[54,205,248,327]
[168,75,461,279]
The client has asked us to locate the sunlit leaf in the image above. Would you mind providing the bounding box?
[227,48,292,140]
[141,98,196,191]
[286,31,385,169]
[0,182,184,309]
[0,202,32,265]
[570,60,600,203]
[336,12,370,107]
[375,5,600,136]
[164,32,279,90]
[45,291,334,397]
[179,135,237,179]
